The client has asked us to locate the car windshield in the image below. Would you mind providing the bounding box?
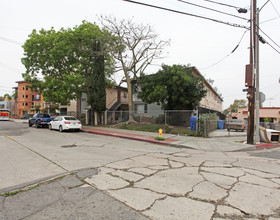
[38,114,50,118]
[64,117,78,121]
[230,120,243,123]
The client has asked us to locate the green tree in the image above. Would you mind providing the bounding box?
[224,99,248,116]
[3,94,12,100]
[100,16,169,122]
[22,21,115,111]
[12,90,17,100]
[86,42,107,125]
[138,64,207,110]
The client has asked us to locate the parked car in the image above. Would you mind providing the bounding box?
[29,113,54,128]
[49,116,82,132]
[225,119,247,132]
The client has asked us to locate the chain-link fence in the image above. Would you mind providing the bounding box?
[259,122,280,130]
[105,110,195,127]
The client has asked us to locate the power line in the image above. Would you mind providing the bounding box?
[200,30,248,70]
[270,0,280,17]
[0,61,22,73]
[0,36,22,45]
[259,0,270,12]
[260,17,279,24]
[258,27,280,49]
[122,0,249,29]
[177,0,248,21]
[266,41,280,55]
[200,0,246,10]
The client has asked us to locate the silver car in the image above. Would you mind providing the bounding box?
[49,116,82,132]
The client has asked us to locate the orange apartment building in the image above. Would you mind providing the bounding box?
[14,81,44,118]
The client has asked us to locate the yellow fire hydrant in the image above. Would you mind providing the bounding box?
[159,129,163,138]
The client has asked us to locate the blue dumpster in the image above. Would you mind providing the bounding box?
[218,120,224,130]
[190,116,197,131]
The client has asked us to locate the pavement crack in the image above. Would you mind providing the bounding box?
[142,195,168,212]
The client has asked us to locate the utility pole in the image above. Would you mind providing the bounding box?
[254,8,260,144]
[247,0,257,144]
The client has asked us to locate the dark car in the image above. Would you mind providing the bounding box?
[28,113,54,128]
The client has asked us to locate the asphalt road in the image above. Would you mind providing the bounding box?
[0,120,178,192]
[1,120,280,219]
[0,120,176,219]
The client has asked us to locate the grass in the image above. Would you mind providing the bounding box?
[0,183,41,197]
[0,175,66,197]
[154,137,166,141]
[113,123,195,136]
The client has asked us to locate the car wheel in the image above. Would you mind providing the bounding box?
[35,123,40,128]
[28,122,32,127]
[59,125,63,132]
[49,124,52,130]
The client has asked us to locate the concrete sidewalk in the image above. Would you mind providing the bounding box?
[82,126,268,152]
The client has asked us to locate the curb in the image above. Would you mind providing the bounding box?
[83,129,172,146]
[255,143,280,149]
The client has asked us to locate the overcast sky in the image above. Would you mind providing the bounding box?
[0,0,279,109]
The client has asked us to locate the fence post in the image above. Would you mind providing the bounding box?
[165,111,167,125]
[204,118,207,137]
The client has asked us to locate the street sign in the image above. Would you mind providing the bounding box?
[260,92,266,104]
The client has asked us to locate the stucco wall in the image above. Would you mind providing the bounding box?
[234,107,280,123]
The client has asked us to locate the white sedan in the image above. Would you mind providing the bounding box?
[49,116,82,132]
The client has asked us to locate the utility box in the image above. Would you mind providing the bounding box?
[245,64,253,87]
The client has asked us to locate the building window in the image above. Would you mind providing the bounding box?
[23,87,25,90]
[34,94,40,100]
[26,87,28,90]
[25,103,28,106]
[22,103,24,106]
[23,95,24,98]
[26,95,28,98]
[134,104,148,113]
[123,92,127,98]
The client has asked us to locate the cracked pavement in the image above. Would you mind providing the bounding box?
[84,150,280,220]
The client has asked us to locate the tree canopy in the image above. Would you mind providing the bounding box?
[22,21,115,106]
[138,64,207,110]
[100,16,170,121]
[224,99,248,116]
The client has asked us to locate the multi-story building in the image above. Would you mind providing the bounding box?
[192,67,223,113]
[14,81,44,118]
[232,107,280,124]
[59,86,129,115]
[132,67,223,115]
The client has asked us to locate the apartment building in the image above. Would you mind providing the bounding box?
[14,81,44,118]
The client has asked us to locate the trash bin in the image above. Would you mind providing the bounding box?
[190,116,197,131]
[218,120,224,130]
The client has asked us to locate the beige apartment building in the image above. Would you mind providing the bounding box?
[192,67,223,113]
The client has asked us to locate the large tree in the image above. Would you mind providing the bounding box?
[22,21,115,115]
[138,64,207,110]
[100,16,169,121]
[224,99,248,117]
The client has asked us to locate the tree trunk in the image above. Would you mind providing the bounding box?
[127,81,133,121]
[90,109,94,126]
[94,112,98,126]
